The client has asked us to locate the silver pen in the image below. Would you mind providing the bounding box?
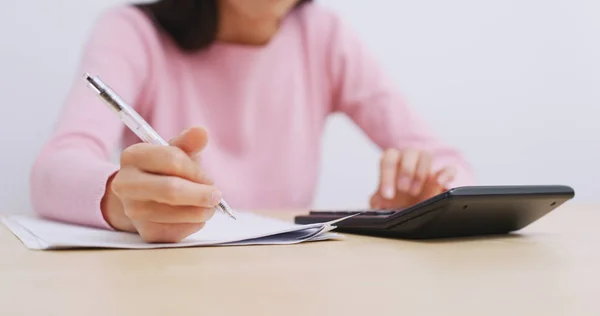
[83,73,236,220]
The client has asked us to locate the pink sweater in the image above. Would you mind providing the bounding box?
[30,3,474,229]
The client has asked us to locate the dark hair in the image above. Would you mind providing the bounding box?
[136,0,313,52]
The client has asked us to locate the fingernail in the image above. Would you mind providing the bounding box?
[181,128,192,136]
[169,129,189,145]
[397,177,411,192]
[383,186,395,199]
[211,190,222,205]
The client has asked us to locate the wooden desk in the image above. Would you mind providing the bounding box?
[1,205,599,316]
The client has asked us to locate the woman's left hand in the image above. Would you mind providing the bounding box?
[370,148,456,209]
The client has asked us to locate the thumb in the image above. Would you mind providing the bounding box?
[169,126,209,156]
[169,127,214,185]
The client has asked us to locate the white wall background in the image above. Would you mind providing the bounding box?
[0,0,597,215]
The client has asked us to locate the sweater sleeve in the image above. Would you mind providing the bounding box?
[30,7,152,229]
[325,13,475,188]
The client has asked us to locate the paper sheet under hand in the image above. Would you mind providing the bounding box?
[1,211,358,250]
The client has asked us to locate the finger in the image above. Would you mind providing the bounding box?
[410,152,433,196]
[169,126,209,156]
[370,193,383,209]
[417,168,455,200]
[124,200,216,224]
[435,166,457,189]
[379,149,401,199]
[396,149,419,194]
[418,175,444,201]
[133,221,206,243]
[113,168,221,207]
[121,143,207,183]
[369,193,393,209]
[170,127,214,185]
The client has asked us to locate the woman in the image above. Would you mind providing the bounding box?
[30,0,474,243]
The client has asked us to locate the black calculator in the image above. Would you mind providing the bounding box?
[294,185,575,239]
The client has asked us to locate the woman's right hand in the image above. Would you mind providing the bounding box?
[101,127,221,243]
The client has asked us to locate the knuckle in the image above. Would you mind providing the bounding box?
[110,167,139,196]
[384,148,400,158]
[110,171,129,195]
[110,174,124,192]
[420,154,433,167]
[161,178,182,201]
[163,147,188,175]
[420,150,433,161]
[416,153,433,176]
[414,170,427,181]
[401,149,419,163]
[381,149,400,167]
[399,149,421,167]
[120,143,146,166]
[399,165,414,176]
[416,170,430,181]
[384,148,400,156]
[197,190,213,206]
[381,159,395,169]
[120,150,134,166]
[402,147,418,155]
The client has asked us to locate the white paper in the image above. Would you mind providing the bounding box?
[1,211,358,250]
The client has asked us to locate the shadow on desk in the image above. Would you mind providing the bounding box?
[336,231,528,244]
[406,233,526,244]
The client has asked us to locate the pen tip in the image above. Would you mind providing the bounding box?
[225,209,236,220]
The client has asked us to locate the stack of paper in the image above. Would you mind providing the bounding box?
[1,211,356,250]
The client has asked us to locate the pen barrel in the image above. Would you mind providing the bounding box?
[85,74,235,220]
[118,110,168,146]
